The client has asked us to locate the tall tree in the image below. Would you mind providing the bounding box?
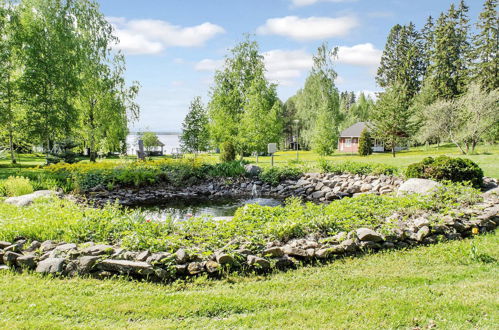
[473,0,498,91]
[74,0,139,161]
[208,35,265,152]
[425,2,471,99]
[370,84,414,157]
[295,43,341,154]
[376,23,425,99]
[238,77,282,154]
[0,0,20,164]
[180,96,210,153]
[17,0,82,159]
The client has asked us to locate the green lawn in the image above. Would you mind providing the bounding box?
[1,143,498,180]
[0,232,497,329]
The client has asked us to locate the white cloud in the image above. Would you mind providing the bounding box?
[337,43,382,68]
[195,59,224,71]
[263,49,313,85]
[108,17,225,55]
[290,0,357,7]
[257,16,358,41]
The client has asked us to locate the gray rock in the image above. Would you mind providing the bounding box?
[99,259,154,276]
[40,240,58,252]
[311,191,326,199]
[175,264,188,275]
[262,247,284,258]
[215,253,235,265]
[356,228,383,242]
[205,260,220,274]
[81,244,115,256]
[78,256,101,273]
[175,249,187,263]
[0,241,12,249]
[26,241,41,252]
[397,178,441,196]
[3,251,22,265]
[17,255,36,269]
[340,239,358,252]
[187,262,205,275]
[36,258,66,274]
[416,226,430,242]
[315,248,332,259]
[244,164,262,176]
[146,252,172,265]
[360,183,373,192]
[282,245,308,258]
[136,251,151,262]
[247,255,270,269]
[4,190,59,207]
[0,265,9,272]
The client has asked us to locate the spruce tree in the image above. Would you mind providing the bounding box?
[473,0,498,91]
[180,96,210,153]
[358,128,373,156]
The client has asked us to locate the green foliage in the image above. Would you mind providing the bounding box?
[473,0,498,91]
[140,132,162,153]
[405,156,484,187]
[0,183,481,252]
[0,176,34,197]
[358,128,373,156]
[180,96,210,153]
[318,160,398,176]
[203,161,247,178]
[259,167,302,185]
[220,141,236,162]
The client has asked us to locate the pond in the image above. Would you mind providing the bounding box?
[136,197,282,222]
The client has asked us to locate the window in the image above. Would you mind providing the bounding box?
[345,138,352,147]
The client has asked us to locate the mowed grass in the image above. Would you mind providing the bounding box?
[1,143,498,180]
[0,232,497,329]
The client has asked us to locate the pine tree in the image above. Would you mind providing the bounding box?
[473,0,498,91]
[180,97,210,153]
[376,23,425,99]
[358,128,373,156]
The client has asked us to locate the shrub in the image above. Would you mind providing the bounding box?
[358,128,373,156]
[405,156,483,188]
[0,176,34,197]
[203,160,247,178]
[259,167,303,185]
[319,160,398,176]
[220,141,236,162]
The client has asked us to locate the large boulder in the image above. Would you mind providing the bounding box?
[244,164,261,177]
[36,258,66,274]
[4,190,59,207]
[356,228,384,242]
[397,178,441,196]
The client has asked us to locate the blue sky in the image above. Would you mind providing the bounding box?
[97,0,482,132]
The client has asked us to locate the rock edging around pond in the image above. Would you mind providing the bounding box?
[1,187,498,282]
[86,172,406,206]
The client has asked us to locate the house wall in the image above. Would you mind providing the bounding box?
[338,137,359,153]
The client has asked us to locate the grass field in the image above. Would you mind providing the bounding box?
[2,143,498,179]
[0,232,497,329]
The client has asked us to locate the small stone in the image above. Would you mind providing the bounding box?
[81,244,115,256]
[215,253,235,265]
[340,239,358,252]
[315,248,332,259]
[78,256,101,274]
[205,260,220,274]
[416,226,430,242]
[17,255,36,269]
[0,241,12,249]
[262,247,284,258]
[3,251,22,266]
[187,262,205,275]
[146,252,171,265]
[175,264,188,275]
[4,244,22,253]
[175,249,188,263]
[360,183,373,192]
[26,241,41,252]
[282,245,308,258]
[98,259,154,276]
[36,258,66,274]
[136,250,151,262]
[247,255,270,269]
[356,228,383,242]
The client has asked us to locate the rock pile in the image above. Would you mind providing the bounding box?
[2,187,497,282]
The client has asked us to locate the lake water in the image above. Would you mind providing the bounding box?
[137,197,282,222]
[126,133,180,155]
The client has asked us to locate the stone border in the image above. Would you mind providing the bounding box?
[1,188,497,282]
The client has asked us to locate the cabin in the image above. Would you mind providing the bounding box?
[338,122,385,153]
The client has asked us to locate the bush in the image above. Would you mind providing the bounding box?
[0,176,34,197]
[405,156,484,188]
[203,160,247,178]
[259,167,303,185]
[318,160,398,176]
[220,141,236,162]
[358,128,373,156]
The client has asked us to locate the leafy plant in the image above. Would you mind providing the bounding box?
[220,141,236,162]
[259,167,302,185]
[0,176,34,197]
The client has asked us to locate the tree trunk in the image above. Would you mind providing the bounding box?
[8,130,16,165]
[89,100,97,162]
[391,136,395,157]
[6,72,16,165]
[471,140,477,153]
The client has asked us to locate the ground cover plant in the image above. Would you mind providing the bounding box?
[0,231,497,329]
[0,183,482,253]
